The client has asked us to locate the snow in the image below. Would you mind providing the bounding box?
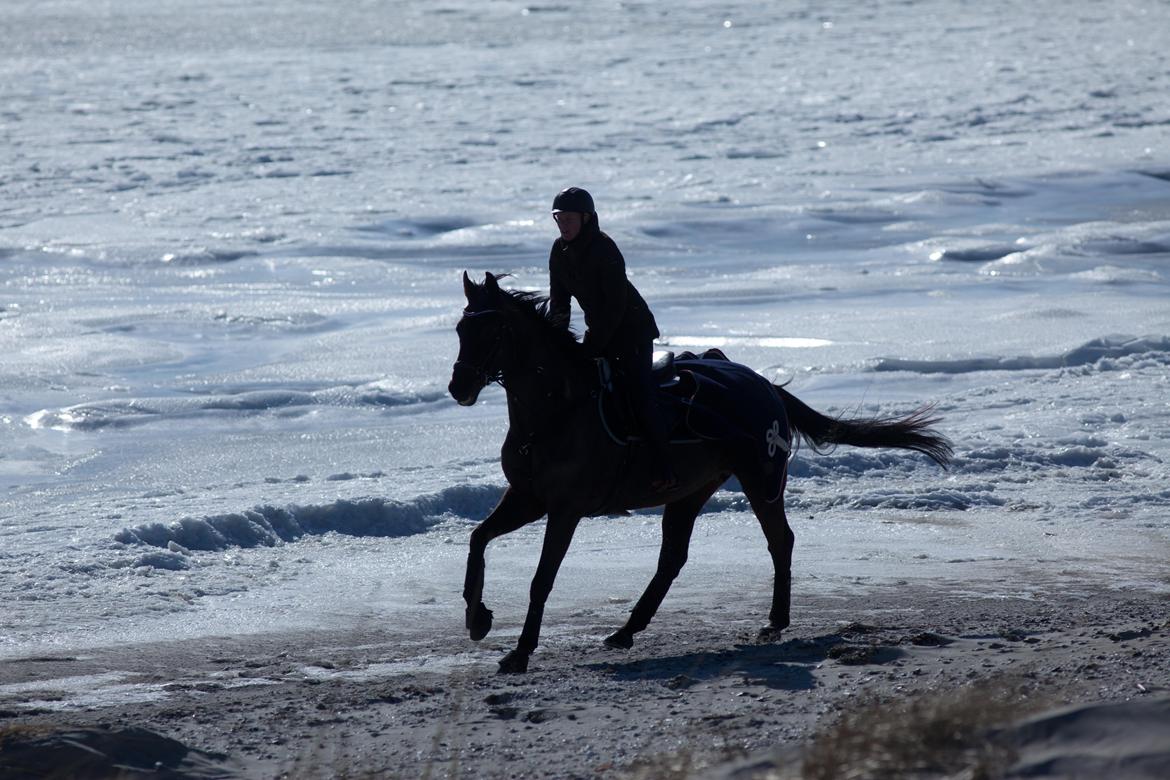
[2,0,1169,661]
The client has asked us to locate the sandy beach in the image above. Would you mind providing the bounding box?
[4,572,1168,779]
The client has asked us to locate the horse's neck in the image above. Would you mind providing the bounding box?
[503,329,588,436]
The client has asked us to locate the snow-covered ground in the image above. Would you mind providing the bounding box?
[2,0,1169,662]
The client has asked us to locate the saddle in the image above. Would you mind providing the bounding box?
[600,348,728,392]
[596,347,732,445]
[597,346,790,502]
[651,350,682,387]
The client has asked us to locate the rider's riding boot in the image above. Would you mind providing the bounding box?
[613,342,677,492]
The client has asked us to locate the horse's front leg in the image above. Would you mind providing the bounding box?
[465,488,546,641]
[498,513,581,674]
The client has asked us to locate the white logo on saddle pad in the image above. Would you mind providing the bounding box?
[766,420,788,458]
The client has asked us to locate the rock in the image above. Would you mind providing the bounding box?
[0,725,238,779]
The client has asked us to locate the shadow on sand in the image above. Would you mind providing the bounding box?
[585,631,905,691]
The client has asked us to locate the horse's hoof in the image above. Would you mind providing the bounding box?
[497,650,529,674]
[467,603,493,641]
[603,629,634,650]
[757,625,784,643]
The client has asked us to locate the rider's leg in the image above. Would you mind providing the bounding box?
[613,340,677,490]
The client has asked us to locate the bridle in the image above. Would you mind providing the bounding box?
[454,308,511,389]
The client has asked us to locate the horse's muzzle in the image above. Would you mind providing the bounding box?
[448,362,484,406]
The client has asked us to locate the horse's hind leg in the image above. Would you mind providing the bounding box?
[605,478,723,650]
[465,487,546,641]
[739,466,795,639]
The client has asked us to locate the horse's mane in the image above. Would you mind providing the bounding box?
[494,282,583,356]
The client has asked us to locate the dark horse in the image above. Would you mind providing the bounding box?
[449,272,952,674]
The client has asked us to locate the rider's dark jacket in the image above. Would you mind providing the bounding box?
[548,215,658,356]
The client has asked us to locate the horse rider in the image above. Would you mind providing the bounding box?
[547,186,678,491]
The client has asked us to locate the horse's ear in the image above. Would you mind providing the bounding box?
[462,270,475,300]
[484,272,500,293]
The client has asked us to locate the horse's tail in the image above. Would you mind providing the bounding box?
[775,386,953,468]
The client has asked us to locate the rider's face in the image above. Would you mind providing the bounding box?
[553,211,584,242]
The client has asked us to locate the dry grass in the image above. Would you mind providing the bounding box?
[625,747,697,780]
[611,676,1054,780]
[623,716,753,780]
[799,676,1050,780]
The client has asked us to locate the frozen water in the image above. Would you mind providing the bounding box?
[2,0,1169,658]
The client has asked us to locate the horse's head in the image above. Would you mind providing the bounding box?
[449,271,512,406]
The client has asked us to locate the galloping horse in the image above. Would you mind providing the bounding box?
[449,272,952,673]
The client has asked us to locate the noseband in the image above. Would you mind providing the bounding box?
[455,308,510,388]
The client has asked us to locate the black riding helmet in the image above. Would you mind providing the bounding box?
[551,186,594,214]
